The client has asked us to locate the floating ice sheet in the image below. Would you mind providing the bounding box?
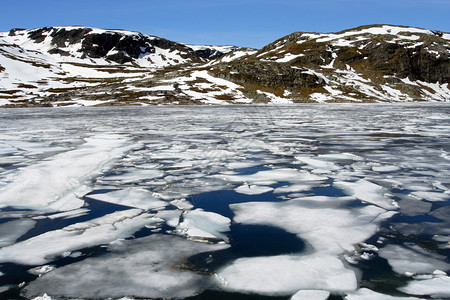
[217,254,357,295]
[399,275,450,298]
[170,199,193,210]
[273,184,315,194]
[102,168,164,183]
[32,295,53,300]
[88,188,167,210]
[291,289,330,300]
[218,197,395,295]
[345,288,421,299]
[0,219,36,247]
[218,168,328,186]
[295,156,339,171]
[154,210,182,227]
[177,209,231,242]
[47,208,90,220]
[334,179,398,210]
[235,184,274,195]
[0,134,136,211]
[378,244,450,275]
[23,235,229,299]
[230,199,393,255]
[410,191,450,202]
[0,209,156,265]
[372,165,401,173]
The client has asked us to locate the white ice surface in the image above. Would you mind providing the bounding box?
[273,184,314,194]
[372,165,401,173]
[217,254,357,295]
[102,168,164,183]
[378,244,450,275]
[0,134,136,211]
[170,199,194,210]
[399,275,450,298]
[0,209,156,265]
[217,196,395,295]
[410,191,450,202]
[334,179,398,210]
[345,288,421,299]
[177,209,231,242]
[47,208,90,220]
[296,156,339,171]
[88,188,167,210]
[0,219,36,247]
[31,294,53,300]
[235,184,274,195]
[291,289,330,300]
[218,168,328,186]
[230,199,393,255]
[154,210,182,227]
[23,234,229,299]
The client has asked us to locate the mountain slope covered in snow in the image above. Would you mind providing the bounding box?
[0,25,449,107]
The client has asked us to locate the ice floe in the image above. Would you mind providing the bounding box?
[291,290,330,300]
[0,134,136,211]
[273,184,314,194]
[101,168,164,183]
[216,196,396,295]
[334,179,398,210]
[345,288,421,299]
[372,165,401,173]
[23,235,229,299]
[217,254,357,295]
[177,209,231,242]
[47,208,90,220]
[295,156,340,171]
[170,198,194,210]
[218,168,328,186]
[0,219,36,247]
[410,191,450,202]
[154,210,182,227]
[88,188,167,210]
[234,184,274,195]
[230,199,394,255]
[0,209,157,265]
[399,275,450,298]
[378,244,450,275]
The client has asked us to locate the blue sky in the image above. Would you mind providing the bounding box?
[1,0,449,48]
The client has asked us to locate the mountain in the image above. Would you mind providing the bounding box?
[0,25,449,107]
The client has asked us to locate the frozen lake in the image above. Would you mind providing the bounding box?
[0,104,449,299]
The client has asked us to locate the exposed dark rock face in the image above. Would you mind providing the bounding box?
[27,27,53,43]
[50,28,93,47]
[20,27,232,64]
[80,33,123,58]
[47,48,71,56]
[8,28,26,36]
[195,48,225,60]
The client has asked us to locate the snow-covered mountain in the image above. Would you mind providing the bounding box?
[0,25,449,107]
[0,26,240,106]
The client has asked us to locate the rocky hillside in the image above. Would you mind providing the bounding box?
[210,25,450,103]
[0,25,449,107]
